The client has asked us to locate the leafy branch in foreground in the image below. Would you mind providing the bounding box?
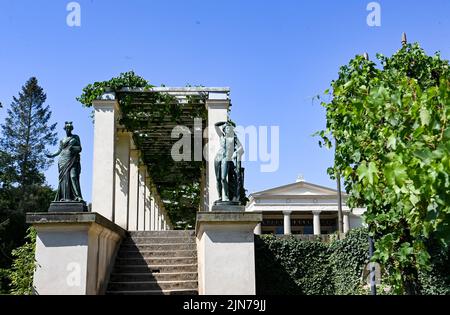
[318,42,450,294]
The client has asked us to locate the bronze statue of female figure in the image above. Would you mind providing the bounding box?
[46,121,83,202]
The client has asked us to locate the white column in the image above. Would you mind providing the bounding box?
[254,223,262,235]
[150,195,156,231]
[157,203,162,231]
[145,175,152,231]
[313,211,321,236]
[343,211,350,233]
[137,166,146,231]
[206,93,229,211]
[283,211,292,235]
[128,149,139,231]
[92,95,118,221]
[114,132,130,229]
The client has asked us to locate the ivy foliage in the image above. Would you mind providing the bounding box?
[255,228,449,295]
[255,234,333,295]
[78,72,208,228]
[2,227,37,295]
[318,42,450,294]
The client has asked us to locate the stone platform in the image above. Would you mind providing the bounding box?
[48,201,88,213]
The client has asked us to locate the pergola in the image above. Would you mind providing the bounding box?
[91,87,230,230]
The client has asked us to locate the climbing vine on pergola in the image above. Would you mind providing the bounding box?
[77,71,208,228]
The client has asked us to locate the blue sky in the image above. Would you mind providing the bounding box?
[0,0,449,202]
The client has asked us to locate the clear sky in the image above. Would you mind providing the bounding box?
[0,0,449,203]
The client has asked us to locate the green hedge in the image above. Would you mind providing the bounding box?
[255,228,450,295]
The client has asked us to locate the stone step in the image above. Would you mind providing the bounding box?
[120,243,196,251]
[107,280,198,291]
[113,264,198,274]
[115,257,197,266]
[106,289,198,295]
[128,230,195,237]
[110,272,198,282]
[124,237,196,245]
[117,250,197,258]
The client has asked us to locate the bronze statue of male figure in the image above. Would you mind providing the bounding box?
[46,121,83,202]
[214,121,244,204]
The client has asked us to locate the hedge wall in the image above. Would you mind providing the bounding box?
[255,228,450,295]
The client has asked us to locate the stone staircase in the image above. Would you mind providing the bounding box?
[106,230,198,295]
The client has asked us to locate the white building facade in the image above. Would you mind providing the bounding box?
[246,177,365,236]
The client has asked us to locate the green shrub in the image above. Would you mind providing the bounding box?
[7,227,36,295]
[329,228,369,294]
[255,228,450,295]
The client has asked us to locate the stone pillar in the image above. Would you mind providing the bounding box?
[157,203,162,231]
[343,211,350,233]
[283,211,292,235]
[254,223,262,235]
[114,132,131,229]
[137,166,146,231]
[313,211,321,236]
[145,175,152,231]
[150,195,156,231]
[196,211,262,295]
[128,149,139,231]
[27,212,126,295]
[92,95,118,221]
[206,93,229,211]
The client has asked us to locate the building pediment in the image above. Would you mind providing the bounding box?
[250,181,344,198]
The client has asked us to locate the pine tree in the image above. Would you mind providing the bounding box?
[0,77,57,188]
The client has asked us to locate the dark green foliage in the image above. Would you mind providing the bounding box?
[255,228,450,295]
[0,77,56,293]
[256,235,333,295]
[0,77,57,187]
[329,228,369,294]
[5,227,36,295]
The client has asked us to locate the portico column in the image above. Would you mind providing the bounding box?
[145,174,152,231]
[157,203,162,231]
[343,211,350,233]
[206,92,230,211]
[137,165,146,231]
[150,194,155,231]
[283,211,292,235]
[128,149,139,231]
[313,211,321,236]
[254,223,262,235]
[92,94,118,221]
[114,131,131,229]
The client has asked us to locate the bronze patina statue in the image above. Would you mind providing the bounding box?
[47,121,86,212]
[214,121,245,206]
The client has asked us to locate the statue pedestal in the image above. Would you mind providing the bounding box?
[26,212,126,295]
[195,210,262,295]
[48,201,88,213]
[211,203,245,212]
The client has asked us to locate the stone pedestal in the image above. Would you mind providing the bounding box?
[26,212,126,295]
[48,201,88,213]
[196,211,262,295]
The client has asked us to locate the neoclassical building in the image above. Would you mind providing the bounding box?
[246,176,365,236]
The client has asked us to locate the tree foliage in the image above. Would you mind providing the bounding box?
[0,77,56,293]
[318,42,450,294]
[0,77,57,187]
[5,227,36,295]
